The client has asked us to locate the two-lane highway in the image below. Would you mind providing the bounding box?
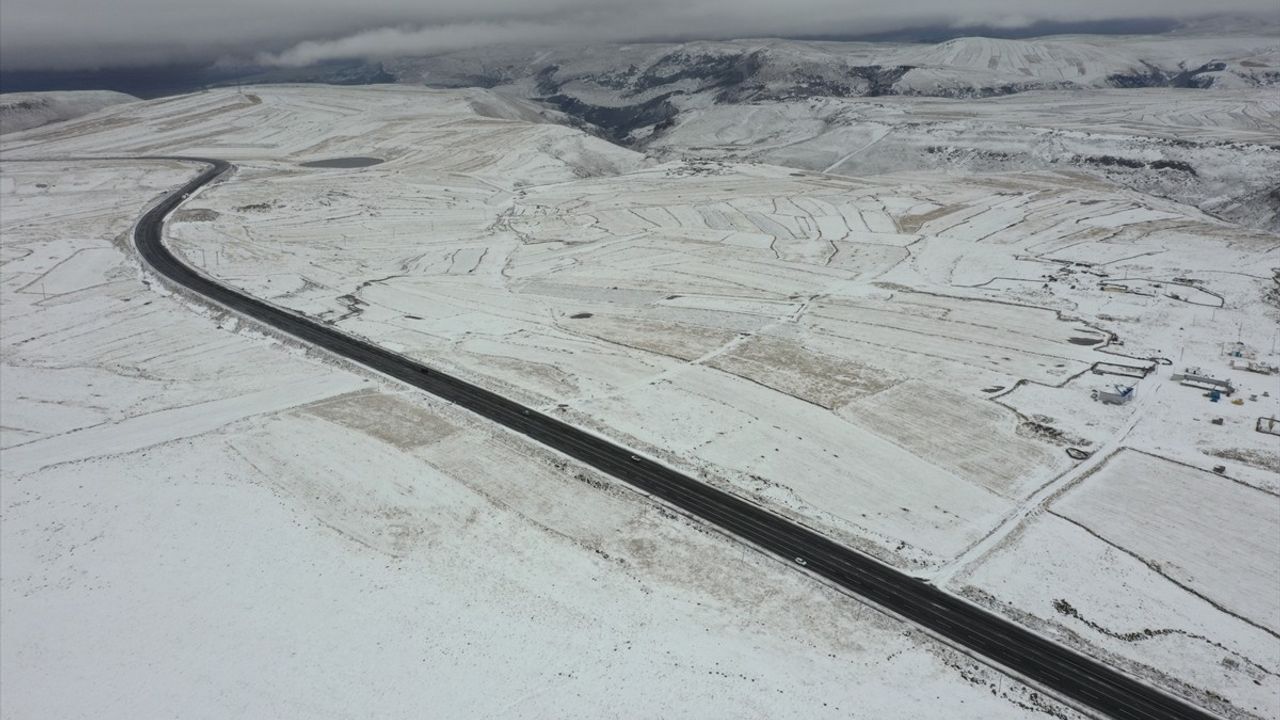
[134,157,1219,720]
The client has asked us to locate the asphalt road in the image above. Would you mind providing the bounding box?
[135,157,1219,720]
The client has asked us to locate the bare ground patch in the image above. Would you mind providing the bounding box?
[707,335,899,408]
[172,208,220,222]
[304,390,457,449]
[841,380,1063,498]
[1205,447,1280,476]
[569,314,737,361]
[898,203,968,233]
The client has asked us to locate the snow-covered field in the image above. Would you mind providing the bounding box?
[955,447,1280,718]
[0,156,1080,718]
[3,84,1278,718]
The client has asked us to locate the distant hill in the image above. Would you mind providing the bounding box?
[381,33,1278,142]
[0,90,138,134]
[378,33,1280,232]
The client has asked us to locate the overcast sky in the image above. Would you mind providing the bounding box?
[1,0,1276,71]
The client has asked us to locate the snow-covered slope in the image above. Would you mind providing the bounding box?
[885,34,1279,95]
[5,83,1277,719]
[382,33,1279,230]
[0,90,138,134]
[0,86,1092,720]
[388,32,1280,110]
[648,89,1280,232]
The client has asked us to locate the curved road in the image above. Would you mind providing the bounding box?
[136,157,1218,720]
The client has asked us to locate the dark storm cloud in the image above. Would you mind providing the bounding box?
[1,0,1275,70]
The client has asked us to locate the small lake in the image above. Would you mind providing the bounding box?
[300,157,385,169]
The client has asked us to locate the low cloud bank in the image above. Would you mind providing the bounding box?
[2,0,1276,71]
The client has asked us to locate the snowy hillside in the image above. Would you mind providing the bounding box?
[381,32,1279,230]
[648,89,1280,232]
[885,34,1280,95]
[0,90,138,134]
[1,85,1103,720]
[8,84,1277,717]
[387,32,1280,107]
[3,25,1278,719]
